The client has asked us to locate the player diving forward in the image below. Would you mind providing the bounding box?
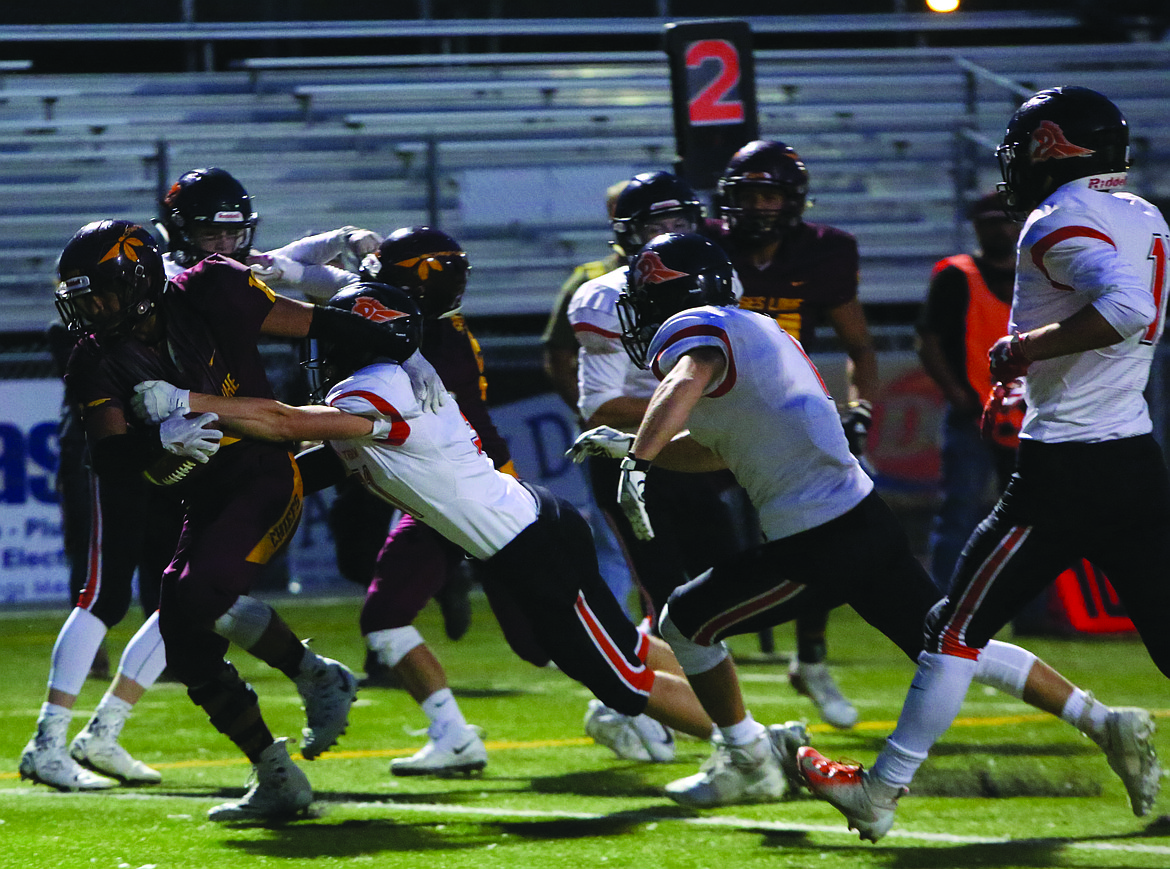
[129,281,810,784]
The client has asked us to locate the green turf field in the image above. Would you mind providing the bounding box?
[2,591,1168,869]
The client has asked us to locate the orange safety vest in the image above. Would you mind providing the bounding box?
[931,254,1011,401]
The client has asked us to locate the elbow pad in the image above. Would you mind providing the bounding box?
[294,443,348,494]
[308,303,421,364]
[90,431,163,479]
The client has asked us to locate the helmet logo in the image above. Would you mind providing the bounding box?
[98,227,145,265]
[634,251,689,286]
[1030,120,1095,163]
[352,297,409,323]
[212,211,245,223]
[394,251,461,281]
[648,198,684,213]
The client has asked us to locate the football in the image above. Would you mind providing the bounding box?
[142,412,215,486]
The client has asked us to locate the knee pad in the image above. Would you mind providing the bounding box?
[213,595,273,650]
[659,606,729,676]
[973,640,1036,699]
[366,626,424,668]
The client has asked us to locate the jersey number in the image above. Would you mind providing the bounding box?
[686,39,745,126]
[1142,233,1169,346]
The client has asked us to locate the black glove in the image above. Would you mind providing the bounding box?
[841,399,873,457]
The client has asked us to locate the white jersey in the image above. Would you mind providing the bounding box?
[648,305,873,540]
[325,362,538,561]
[568,266,661,426]
[1014,176,1169,442]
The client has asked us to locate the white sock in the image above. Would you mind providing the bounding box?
[871,651,978,788]
[48,608,108,697]
[1063,689,1109,742]
[116,611,167,690]
[35,702,72,744]
[89,694,133,739]
[421,688,467,734]
[720,713,766,747]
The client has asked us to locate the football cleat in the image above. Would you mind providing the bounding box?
[70,720,161,785]
[629,713,676,763]
[665,729,787,808]
[789,659,859,730]
[768,720,812,790]
[296,653,358,760]
[20,735,118,792]
[391,722,487,777]
[798,746,907,843]
[584,699,651,761]
[1098,706,1163,817]
[208,738,312,823]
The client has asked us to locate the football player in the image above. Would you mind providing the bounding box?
[801,86,1168,840]
[131,282,797,785]
[571,231,1160,816]
[156,166,381,301]
[35,220,441,821]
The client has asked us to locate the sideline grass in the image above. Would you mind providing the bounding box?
[2,591,1169,868]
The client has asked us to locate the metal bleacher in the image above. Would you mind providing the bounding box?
[0,28,1167,335]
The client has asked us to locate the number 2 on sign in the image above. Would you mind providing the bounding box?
[686,39,744,126]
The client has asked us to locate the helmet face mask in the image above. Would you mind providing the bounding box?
[718,140,809,249]
[303,281,424,399]
[55,220,165,341]
[996,86,1129,219]
[611,172,704,258]
[617,232,737,369]
[158,167,258,267]
[362,226,469,319]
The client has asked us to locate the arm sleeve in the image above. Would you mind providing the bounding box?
[1043,236,1156,339]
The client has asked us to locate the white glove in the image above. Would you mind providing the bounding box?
[344,227,383,257]
[566,425,635,463]
[132,380,190,424]
[617,454,654,540]
[159,410,222,464]
[401,351,451,414]
[248,253,305,284]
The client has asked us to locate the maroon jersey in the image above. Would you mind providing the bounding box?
[721,221,859,343]
[424,314,511,469]
[65,255,292,492]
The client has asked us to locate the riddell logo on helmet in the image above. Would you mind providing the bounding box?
[212,211,245,222]
[1030,120,1096,162]
[1087,174,1127,190]
[353,298,408,323]
[634,251,689,285]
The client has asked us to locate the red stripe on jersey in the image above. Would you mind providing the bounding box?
[1031,225,1116,291]
[778,326,831,397]
[572,322,621,339]
[651,323,736,397]
[693,581,805,646]
[574,590,655,697]
[77,475,103,610]
[938,525,1030,659]
[330,389,410,446]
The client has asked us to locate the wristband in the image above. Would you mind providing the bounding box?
[619,453,652,472]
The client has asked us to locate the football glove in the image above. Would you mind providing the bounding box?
[248,252,305,284]
[401,350,451,414]
[132,380,190,424]
[840,399,873,457]
[989,333,1030,383]
[617,454,654,540]
[159,410,221,464]
[565,425,635,464]
[980,378,1026,448]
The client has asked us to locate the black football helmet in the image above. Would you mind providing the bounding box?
[997,86,1129,219]
[611,172,705,258]
[55,220,165,340]
[718,140,809,248]
[616,232,736,369]
[156,167,258,267]
[361,226,469,319]
[303,282,424,399]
